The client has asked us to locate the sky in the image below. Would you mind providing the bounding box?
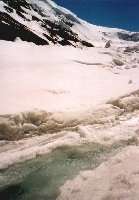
[53,0,139,31]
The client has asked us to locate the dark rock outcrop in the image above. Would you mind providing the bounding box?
[124,45,139,53]
[105,40,111,48]
[0,12,49,45]
[118,32,139,42]
[81,40,94,47]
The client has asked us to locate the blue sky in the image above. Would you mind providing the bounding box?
[53,0,139,31]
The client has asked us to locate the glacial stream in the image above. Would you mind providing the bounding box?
[0,141,133,200]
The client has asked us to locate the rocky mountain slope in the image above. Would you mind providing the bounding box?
[0,0,139,47]
[0,0,94,47]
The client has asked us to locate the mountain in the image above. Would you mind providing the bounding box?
[0,0,94,47]
[0,0,139,47]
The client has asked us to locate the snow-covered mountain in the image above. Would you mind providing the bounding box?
[0,0,139,47]
[0,0,95,46]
